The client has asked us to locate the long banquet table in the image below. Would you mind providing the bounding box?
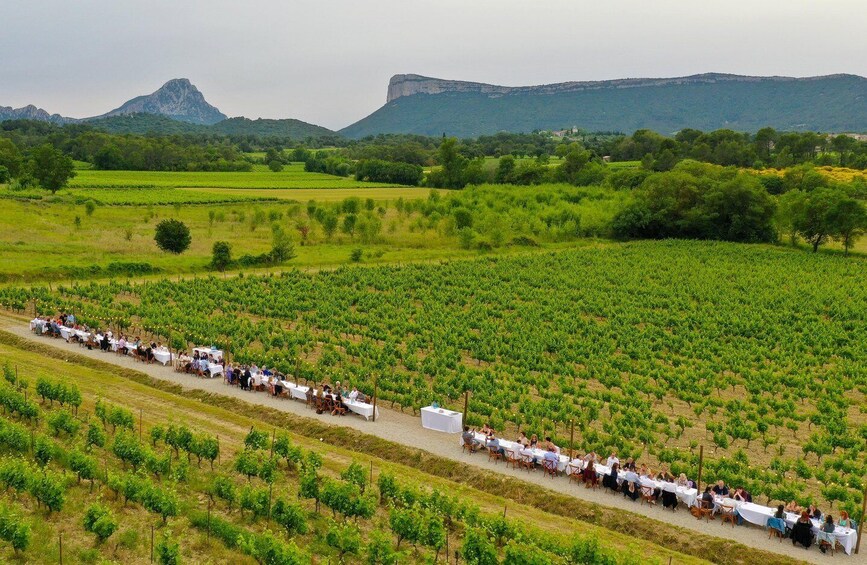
[469,433,570,472]
[280,382,379,421]
[736,501,857,554]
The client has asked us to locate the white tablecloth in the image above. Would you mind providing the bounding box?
[194,347,223,359]
[60,327,73,340]
[421,406,463,433]
[470,433,569,471]
[153,350,173,365]
[30,319,47,331]
[207,363,224,377]
[736,502,857,554]
[346,399,379,421]
[590,463,697,507]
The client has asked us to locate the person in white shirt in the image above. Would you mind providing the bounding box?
[606,452,620,467]
[348,387,359,401]
[519,444,536,466]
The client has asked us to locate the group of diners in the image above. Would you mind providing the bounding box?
[464,423,695,509]
[177,350,224,378]
[767,504,857,554]
[462,422,859,555]
[31,315,169,364]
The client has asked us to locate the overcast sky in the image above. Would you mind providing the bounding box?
[2,0,865,130]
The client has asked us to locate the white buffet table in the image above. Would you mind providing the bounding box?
[421,406,463,433]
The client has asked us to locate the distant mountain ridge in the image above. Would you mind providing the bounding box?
[0,104,76,124]
[92,78,227,125]
[88,113,335,139]
[342,72,867,138]
[0,79,334,138]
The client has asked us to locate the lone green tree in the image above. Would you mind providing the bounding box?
[211,241,232,271]
[29,144,75,193]
[154,219,192,254]
[826,196,867,255]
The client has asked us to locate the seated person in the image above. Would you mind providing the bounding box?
[711,480,729,497]
[602,462,619,490]
[517,431,528,445]
[348,387,359,401]
[480,423,495,439]
[660,480,678,509]
[519,443,536,465]
[606,452,619,467]
[462,426,482,451]
[331,394,348,416]
[818,515,836,553]
[838,510,857,529]
[700,486,714,509]
[733,487,752,503]
[621,468,640,500]
[529,434,539,447]
[675,473,689,487]
[542,447,559,471]
[544,436,560,455]
[807,503,822,521]
[785,500,803,514]
[486,436,505,456]
[791,512,814,549]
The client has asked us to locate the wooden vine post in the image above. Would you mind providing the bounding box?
[569,419,575,459]
[463,390,469,423]
[372,375,378,423]
[696,445,704,494]
[855,482,866,554]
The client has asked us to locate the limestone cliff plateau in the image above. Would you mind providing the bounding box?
[341,72,867,138]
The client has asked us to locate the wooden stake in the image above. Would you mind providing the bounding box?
[569,419,575,459]
[207,501,211,545]
[372,375,378,423]
[139,408,143,442]
[59,532,62,565]
[696,445,704,494]
[855,482,866,554]
[150,525,154,562]
[463,390,469,423]
[369,460,373,489]
[270,428,276,458]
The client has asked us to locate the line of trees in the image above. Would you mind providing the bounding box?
[613,128,867,170]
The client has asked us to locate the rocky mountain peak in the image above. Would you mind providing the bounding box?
[96,78,227,125]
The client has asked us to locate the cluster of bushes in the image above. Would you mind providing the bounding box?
[0,504,30,553]
[355,159,423,185]
[35,378,82,412]
[0,456,67,513]
[105,470,180,523]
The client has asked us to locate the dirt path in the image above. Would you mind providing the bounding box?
[4,321,853,564]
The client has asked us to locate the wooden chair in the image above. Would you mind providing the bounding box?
[640,485,656,506]
[305,389,314,409]
[719,503,737,527]
[542,458,558,478]
[504,449,520,469]
[696,499,713,522]
[462,437,478,454]
[520,453,535,472]
[766,518,785,542]
[487,447,502,464]
[583,468,599,489]
[566,463,582,484]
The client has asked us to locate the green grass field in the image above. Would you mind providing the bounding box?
[68,164,404,190]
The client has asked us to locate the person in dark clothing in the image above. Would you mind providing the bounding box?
[791,512,814,549]
[243,367,252,391]
[711,480,729,497]
[602,463,619,491]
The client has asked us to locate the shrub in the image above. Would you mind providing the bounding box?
[350,248,363,262]
[154,219,191,254]
[155,531,181,565]
[211,241,232,272]
[83,504,117,543]
[0,504,30,552]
